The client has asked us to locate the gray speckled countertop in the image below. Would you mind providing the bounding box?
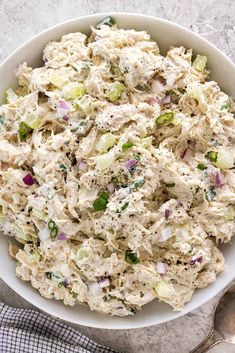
[0,1,235,352]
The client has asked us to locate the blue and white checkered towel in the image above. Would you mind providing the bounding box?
[0,302,119,353]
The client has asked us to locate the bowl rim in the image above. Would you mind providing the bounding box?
[0,12,234,329]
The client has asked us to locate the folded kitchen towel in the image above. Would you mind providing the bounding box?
[0,302,120,353]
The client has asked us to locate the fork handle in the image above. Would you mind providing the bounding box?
[190,329,222,353]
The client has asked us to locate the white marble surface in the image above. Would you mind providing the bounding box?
[0,0,235,352]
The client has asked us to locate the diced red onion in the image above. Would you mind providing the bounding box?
[147,97,159,105]
[98,277,110,288]
[125,159,137,170]
[158,227,172,242]
[63,115,69,122]
[88,282,103,295]
[190,255,203,265]
[78,160,87,170]
[155,262,167,275]
[59,100,69,110]
[166,73,177,87]
[107,183,115,194]
[158,76,166,85]
[160,95,171,106]
[164,209,172,220]
[38,227,50,242]
[64,278,69,288]
[181,148,191,161]
[57,100,70,118]
[57,232,68,240]
[215,171,222,188]
[23,173,35,186]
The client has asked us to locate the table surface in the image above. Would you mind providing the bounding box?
[0,0,235,352]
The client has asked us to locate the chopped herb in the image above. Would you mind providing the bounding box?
[71,291,78,298]
[221,104,230,110]
[206,151,218,162]
[18,121,33,142]
[48,220,56,230]
[197,163,207,171]
[50,227,58,239]
[121,202,129,211]
[93,192,109,211]
[122,142,134,151]
[96,16,116,28]
[134,155,141,162]
[59,163,67,173]
[156,112,174,126]
[132,179,145,190]
[165,183,175,188]
[205,186,216,202]
[125,250,139,264]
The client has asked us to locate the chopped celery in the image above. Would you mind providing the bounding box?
[76,247,89,262]
[65,83,86,100]
[96,16,116,28]
[186,82,204,101]
[18,122,33,142]
[50,74,65,88]
[32,208,47,221]
[154,281,175,297]
[75,95,93,114]
[192,54,207,72]
[156,112,174,126]
[96,150,115,170]
[5,88,18,103]
[96,133,116,152]
[105,82,125,102]
[224,205,235,221]
[24,115,42,129]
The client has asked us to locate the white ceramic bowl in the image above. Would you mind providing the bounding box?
[0,13,235,329]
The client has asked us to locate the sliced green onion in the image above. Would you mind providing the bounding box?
[205,186,216,202]
[18,121,33,142]
[122,142,134,151]
[125,250,139,264]
[192,54,207,72]
[134,155,141,162]
[96,16,116,28]
[48,220,56,230]
[121,202,129,211]
[133,179,145,190]
[93,192,109,211]
[197,163,207,171]
[165,183,175,188]
[221,104,230,110]
[156,112,174,126]
[50,227,58,239]
[205,151,218,163]
[105,82,125,102]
